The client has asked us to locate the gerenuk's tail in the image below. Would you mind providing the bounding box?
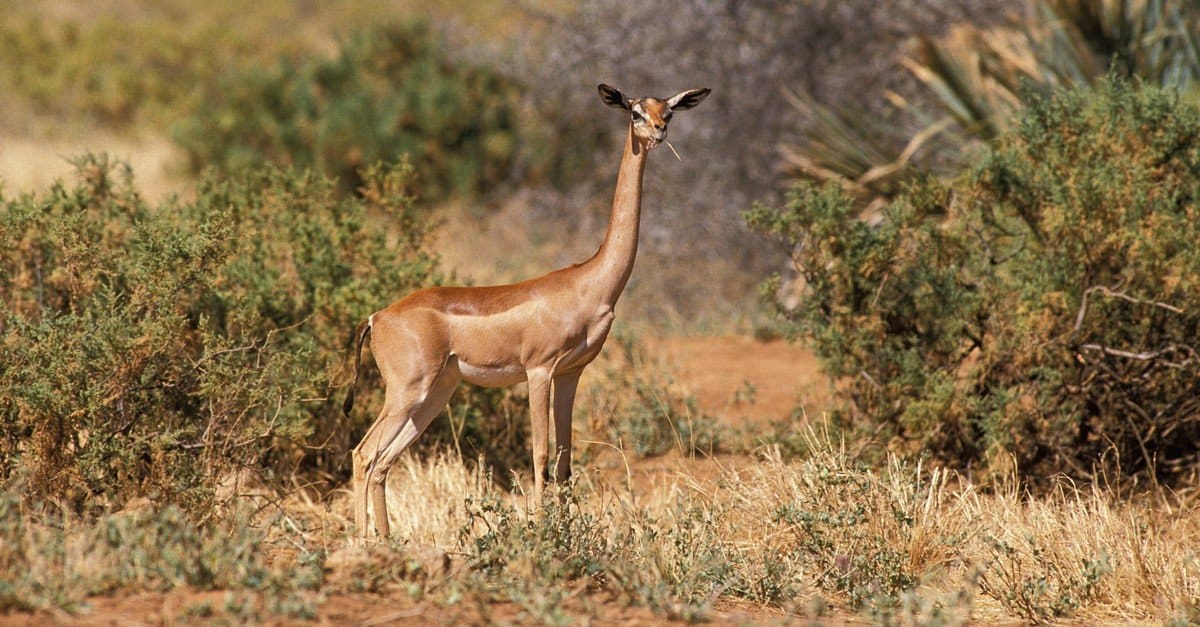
[342,319,372,417]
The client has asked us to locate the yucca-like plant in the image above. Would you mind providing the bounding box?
[781,0,1200,200]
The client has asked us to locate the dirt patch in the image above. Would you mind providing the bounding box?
[648,335,833,427]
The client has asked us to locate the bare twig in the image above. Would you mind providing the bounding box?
[663,139,683,162]
[858,369,882,390]
[1077,343,1196,369]
[578,439,633,493]
[1120,399,1161,492]
[1089,285,1184,314]
[1074,285,1185,333]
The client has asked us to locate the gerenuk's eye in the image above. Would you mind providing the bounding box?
[631,110,645,122]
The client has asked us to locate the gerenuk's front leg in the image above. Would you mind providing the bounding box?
[526,368,553,510]
[552,372,581,484]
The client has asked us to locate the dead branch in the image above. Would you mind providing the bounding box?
[1074,285,1185,333]
[1076,343,1196,369]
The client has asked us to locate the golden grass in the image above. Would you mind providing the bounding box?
[297,428,1200,623]
[379,450,505,546]
[4,428,1198,623]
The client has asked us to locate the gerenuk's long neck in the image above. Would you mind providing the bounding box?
[587,125,648,306]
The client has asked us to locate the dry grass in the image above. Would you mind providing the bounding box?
[318,430,1199,623]
[363,450,504,547]
[5,428,1198,623]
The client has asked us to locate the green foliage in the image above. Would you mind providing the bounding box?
[644,504,783,612]
[773,469,921,614]
[457,490,782,622]
[85,507,273,594]
[978,535,1109,623]
[0,154,436,510]
[749,78,1200,483]
[175,24,525,199]
[458,492,620,622]
[0,15,227,125]
[608,379,721,458]
[0,3,344,127]
[436,388,531,487]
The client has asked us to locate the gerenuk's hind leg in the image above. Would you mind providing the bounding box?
[357,371,459,537]
[352,396,404,538]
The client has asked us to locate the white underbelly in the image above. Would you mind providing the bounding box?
[454,359,527,387]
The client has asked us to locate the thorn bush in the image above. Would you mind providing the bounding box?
[174,23,527,200]
[747,77,1200,485]
[0,155,440,511]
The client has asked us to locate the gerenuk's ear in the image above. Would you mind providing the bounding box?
[666,87,711,111]
[598,84,630,110]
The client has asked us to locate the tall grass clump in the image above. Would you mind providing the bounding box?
[438,428,1200,623]
[0,492,327,616]
[454,484,778,622]
[748,77,1200,485]
[369,428,1199,623]
[712,435,1200,623]
[175,23,526,200]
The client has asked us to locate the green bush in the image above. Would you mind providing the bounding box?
[0,16,205,125]
[0,7,308,127]
[174,24,524,199]
[0,155,438,511]
[978,534,1109,623]
[607,379,721,458]
[747,78,1200,484]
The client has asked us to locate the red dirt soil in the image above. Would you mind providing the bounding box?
[650,335,834,425]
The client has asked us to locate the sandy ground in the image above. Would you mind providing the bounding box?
[0,133,181,203]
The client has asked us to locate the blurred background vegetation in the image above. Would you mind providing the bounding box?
[2,0,1200,514]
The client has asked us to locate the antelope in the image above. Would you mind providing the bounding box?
[343,83,711,537]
